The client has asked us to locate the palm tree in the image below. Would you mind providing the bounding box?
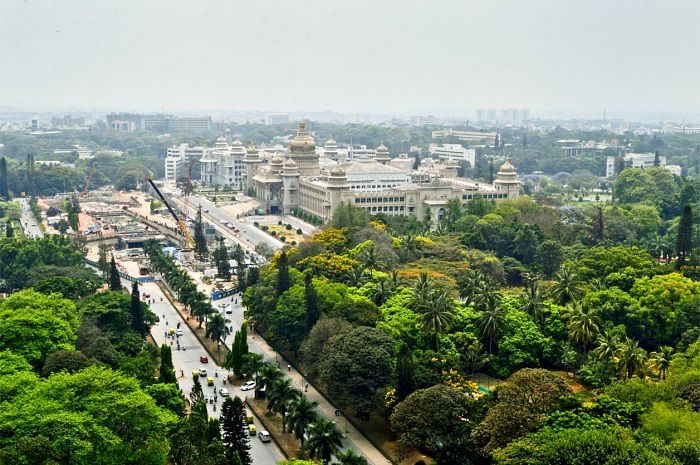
[388,269,406,289]
[345,265,366,288]
[616,337,647,380]
[523,278,544,325]
[417,289,455,352]
[361,245,381,277]
[567,302,601,355]
[648,346,674,380]
[285,396,318,446]
[476,298,505,354]
[335,450,368,465]
[305,418,344,464]
[257,362,283,392]
[593,331,619,363]
[267,378,301,431]
[372,277,393,306]
[241,352,265,383]
[552,266,583,305]
[206,313,230,353]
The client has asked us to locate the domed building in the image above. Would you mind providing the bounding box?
[287,121,319,176]
[199,136,247,189]
[243,123,521,222]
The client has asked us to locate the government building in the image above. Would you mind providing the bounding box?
[244,122,521,223]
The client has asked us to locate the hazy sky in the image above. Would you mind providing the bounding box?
[1,0,698,116]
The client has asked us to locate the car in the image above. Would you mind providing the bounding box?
[241,381,256,391]
[248,424,257,436]
[176,329,183,336]
[204,209,210,213]
[225,306,232,314]
[258,431,271,443]
[200,355,208,363]
[219,387,230,397]
[207,377,214,386]
[143,292,150,298]
[199,368,207,377]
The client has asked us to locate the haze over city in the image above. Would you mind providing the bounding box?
[1,0,698,118]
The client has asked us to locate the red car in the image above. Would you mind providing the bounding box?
[200,355,209,363]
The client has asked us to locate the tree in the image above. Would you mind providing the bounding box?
[593,331,619,364]
[552,266,583,305]
[206,313,230,353]
[411,285,455,352]
[109,255,121,291]
[286,396,318,446]
[492,426,679,465]
[221,396,252,465]
[277,250,290,295]
[0,157,9,199]
[0,366,175,465]
[40,349,92,377]
[5,221,13,238]
[130,281,148,335]
[360,245,381,277]
[566,302,601,355]
[615,337,647,380]
[0,290,78,369]
[300,318,353,381]
[391,385,473,459]
[654,150,660,167]
[676,205,694,268]
[395,343,416,401]
[320,327,395,420]
[159,343,177,383]
[648,346,673,380]
[144,382,185,417]
[304,271,320,331]
[193,205,208,258]
[98,241,109,278]
[471,368,571,453]
[214,238,231,281]
[268,378,301,430]
[305,418,344,464]
[334,450,368,465]
[488,159,494,184]
[523,278,543,325]
[476,298,505,354]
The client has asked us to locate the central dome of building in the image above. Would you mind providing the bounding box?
[290,121,316,153]
[287,121,320,176]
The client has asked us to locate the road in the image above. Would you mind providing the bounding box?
[138,279,286,465]
[15,197,44,238]
[171,194,283,251]
[212,293,388,465]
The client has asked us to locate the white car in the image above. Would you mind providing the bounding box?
[219,387,230,397]
[258,431,271,443]
[241,381,256,391]
[175,329,183,336]
[199,368,207,377]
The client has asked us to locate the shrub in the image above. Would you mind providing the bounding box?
[270,230,276,236]
[278,220,283,225]
[296,228,303,234]
[286,224,292,230]
[261,225,268,231]
[253,221,259,227]
[291,241,297,246]
[280,236,286,242]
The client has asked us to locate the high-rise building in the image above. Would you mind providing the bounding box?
[51,115,86,128]
[429,144,476,166]
[164,144,209,181]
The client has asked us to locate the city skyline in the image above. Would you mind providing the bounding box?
[1,0,698,116]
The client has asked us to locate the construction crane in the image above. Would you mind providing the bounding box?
[82,163,97,197]
[146,177,196,249]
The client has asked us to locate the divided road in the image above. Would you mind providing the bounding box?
[138,279,286,465]
[16,197,44,238]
